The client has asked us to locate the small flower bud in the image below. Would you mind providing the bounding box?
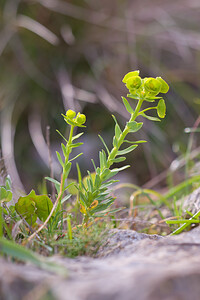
[156,77,169,93]
[122,70,140,83]
[66,109,76,119]
[76,112,86,125]
[144,78,161,95]
[126,76,142,90]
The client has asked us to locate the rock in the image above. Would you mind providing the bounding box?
[1,227,200,300]
[182,187,200,214]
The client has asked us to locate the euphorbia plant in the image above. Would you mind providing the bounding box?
[4,71,169,244]
[76,70,169,223]
[27,70,169,240]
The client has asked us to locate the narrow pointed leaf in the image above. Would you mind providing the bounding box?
[121,97,134,114]
[117,145,137,155]
[124,140,147,144]
[69,153,83,162]
[56,151,64,167]
[72,132,84,141]
[98,135,110,155]
[91,159,97,172]
[76,163,82,187]
[106,165,130,179]
[71,142,83,148]
[115,124,121,140]
[140,113,161,122]
[45,177,61,194]
[61,143,67,156]
[111,157,126,163]
[113,136,118,147]
[112,115,122,140]
[56,130,68,143]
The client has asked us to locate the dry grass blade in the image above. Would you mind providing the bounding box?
[16,15,59,45]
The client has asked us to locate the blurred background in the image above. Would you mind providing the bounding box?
[0,0,200,195]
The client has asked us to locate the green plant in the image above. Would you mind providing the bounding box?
[0,175,16,239]
[39,70,169,231]
[1,70,170,257]
[53,221,109,258]
[75,71,169,224]
[0,175,12,203]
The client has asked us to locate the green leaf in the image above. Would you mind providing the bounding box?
[64,162,72,177]
[117,145,137,155]
[69,153,83,162]
[111,157,126,163]
[98,135,110,155]
[124,140,147,144]
[140,112,161,122]
[71,142,83,148]
[101,168,111,180]
[115,124,121,140]
[94,173,101,188]
[66,179,78,195]
[112,115,122,139]
[121,97,134,114]
[33,193,53,222]
[72,132,84,141]
[157,99,166,118]
[99,150,107,170]
[45,177,60,187]
[113,165,130,172]
[61,194,72,204]
[86,177,93,192]
[56,151,64,167]
[5,175,12,190]
[15,192,37,225]
[6,191,12,202]
[0,187,7,201]
[127,94,140,100]
[0,187,12,202]
[56,130,68,143]
[143,98,156,102]
[107,165,130,179]
[113,136,118,147]
[61,143,67,156]
[91,159,97,172]
[127,121,143,132]
[45,177,60,193]
[15,190,53,224]
[76,163,83,188]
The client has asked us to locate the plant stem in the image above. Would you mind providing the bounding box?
[139,106,157,115]
[60,125,75,198]
[0,205,3,238]
[107,99,144,167]
[67,216,73,240]
[65,125,74,163]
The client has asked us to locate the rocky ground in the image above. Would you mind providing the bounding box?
[1,226,200,300]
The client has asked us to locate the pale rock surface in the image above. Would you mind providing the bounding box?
[1,227,200,300]
[182,186,200,214]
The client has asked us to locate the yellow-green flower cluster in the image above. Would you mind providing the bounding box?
[63,110,86,127]
[122,70,169,100]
